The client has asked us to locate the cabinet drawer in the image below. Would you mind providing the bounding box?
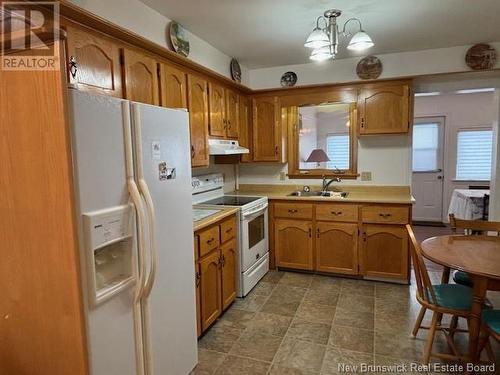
[361,206,409,224]
[316,204,359,222]
[220,216,236,243]
[199,226,220,257]
[274,203,313,219]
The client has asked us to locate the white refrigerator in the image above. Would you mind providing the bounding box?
[68,89,197,375]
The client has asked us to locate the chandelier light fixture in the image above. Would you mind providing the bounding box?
[304,9,374,62]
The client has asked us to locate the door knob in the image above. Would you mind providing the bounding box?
[437,176,443,180]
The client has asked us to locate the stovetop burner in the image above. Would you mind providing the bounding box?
[202,195,262,206]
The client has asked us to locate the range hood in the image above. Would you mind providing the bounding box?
[208,139,249,155]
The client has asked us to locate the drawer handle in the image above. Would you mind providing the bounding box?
[331,211,343,215]
[379,213,392,218]
[207,238,215,244]
[288,209,298,213]
[225,228,233,233]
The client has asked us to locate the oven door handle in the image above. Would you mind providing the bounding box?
[242,205,268,219]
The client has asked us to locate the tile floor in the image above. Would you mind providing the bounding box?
[193,226,500,374]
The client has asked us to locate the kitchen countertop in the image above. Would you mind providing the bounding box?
[192,205,239,232]
[230,184,415,205]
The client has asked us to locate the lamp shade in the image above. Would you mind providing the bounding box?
[306,149,330,163]
[347,30,374,51]
[304,28,330,49]
[309,46,334,61]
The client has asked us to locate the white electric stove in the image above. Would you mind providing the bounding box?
[192,174,269,297]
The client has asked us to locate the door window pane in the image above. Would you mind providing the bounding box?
[456,129,493,180]
[412,123,439,172]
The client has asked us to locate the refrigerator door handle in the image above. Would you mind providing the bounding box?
[138,179,157,297]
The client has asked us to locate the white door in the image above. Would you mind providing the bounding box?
[411,117,445,222]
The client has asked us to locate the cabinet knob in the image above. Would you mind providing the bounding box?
[331,211,343,215]
[195,271,201,286]
[316,228,320,238]
[207,238,215,244]
[191,145,195,158]
[308,228,312,238]
[274,146,279,155]
[288,209,298,213]
[379,213,392,218]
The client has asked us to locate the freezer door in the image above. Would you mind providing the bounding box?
[68,90,139,375]
[131,102,198,375]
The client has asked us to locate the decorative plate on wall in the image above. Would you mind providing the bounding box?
[356,55,382,80]
[169,21,190,57]
[281,71,297,87]
[466,43,497,70]
[230,58,242,82]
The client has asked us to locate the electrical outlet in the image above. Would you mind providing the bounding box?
[279,171,286,181]
[361,171,372,181]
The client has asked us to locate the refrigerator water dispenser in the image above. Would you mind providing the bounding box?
[82,205,135,306]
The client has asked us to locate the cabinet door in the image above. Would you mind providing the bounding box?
[358,84,410,134]
[252,96,282,161]
[360,224,409,280]
[159,62,187,108]
[122,49,159,105]
[65,25,122,97]
[221,239,237,310]
[239,96,252,162]
[225,89,239,138]
[208,82,226,137]
[316,222,358,275]
[200,251,222,331]
[275,219,313,270]
[188,75,209,167]
[194,262,202,337]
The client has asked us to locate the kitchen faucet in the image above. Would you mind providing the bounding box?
[322,176,342,193]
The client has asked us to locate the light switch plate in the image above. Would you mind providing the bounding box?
[361,171,372,181]
[279,171,286,181]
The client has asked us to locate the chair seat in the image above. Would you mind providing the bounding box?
[453,270,473,287]
[482,309,500,335]
[430,284,473,310]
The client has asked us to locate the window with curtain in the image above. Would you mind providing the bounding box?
[412,123,439,172]
[456,129,493,180]
[326,134,349,170]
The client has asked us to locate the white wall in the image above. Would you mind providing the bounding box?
[238,135,411,187]
[489,91,500,220]
[67,0,249,85]
[248,43,500,90]
[414,92,497,220]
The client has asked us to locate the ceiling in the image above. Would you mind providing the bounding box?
[140,0,500,69]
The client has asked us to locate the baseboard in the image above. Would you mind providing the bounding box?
[412,220,446,227]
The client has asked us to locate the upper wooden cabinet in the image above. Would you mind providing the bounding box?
[238,96,252,163]
[121,49,160,105]
[208,82,226,137]
[159,62,187,109]
[65,25,122,97]
[208,84,240,139]
[188,74,210,167]
[252,96,285,162]
[357,83,411,134]
[225,89,239,138]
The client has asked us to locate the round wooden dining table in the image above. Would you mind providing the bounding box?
[421,235,500,363]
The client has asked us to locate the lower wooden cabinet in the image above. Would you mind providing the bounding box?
[221,239,237,310]
[360,224,409,280]
[275,219,313,270]
[272,201,410,282]
[194,215,238,336]
[316,222,358,275]
[199,250,222,331]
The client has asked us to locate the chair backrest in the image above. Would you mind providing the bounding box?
[406,224,437,306]
[449,214,500,236]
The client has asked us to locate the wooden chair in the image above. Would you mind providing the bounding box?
[448,214,500,287]
[407,224,473,364]
[478,309,500,366]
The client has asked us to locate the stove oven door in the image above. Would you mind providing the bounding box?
[240,204,268,272]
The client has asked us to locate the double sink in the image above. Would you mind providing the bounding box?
[287,190,349,198]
